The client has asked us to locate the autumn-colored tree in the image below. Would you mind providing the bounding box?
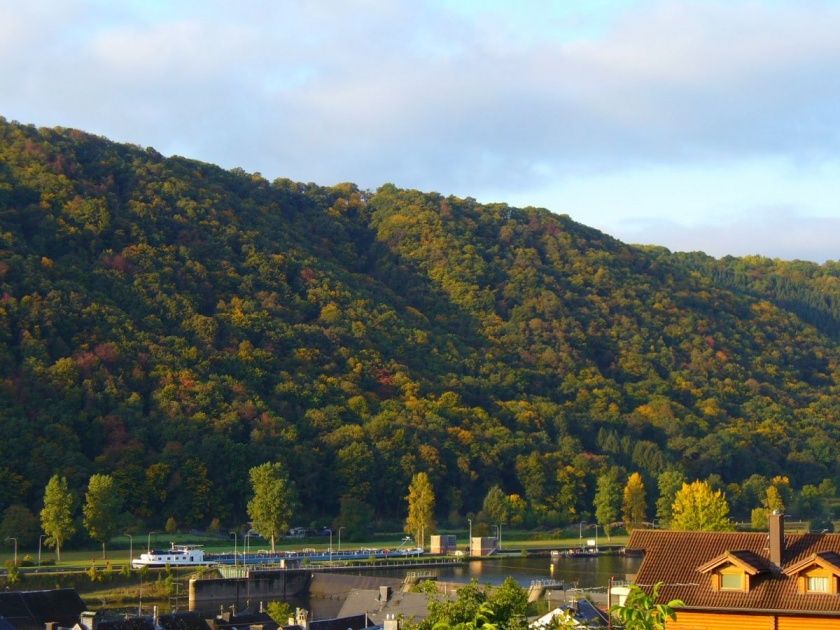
[622,472,647,532]
[405,472,436,549]
[671,481,733,531]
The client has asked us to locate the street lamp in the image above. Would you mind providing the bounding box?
[325,529,333,564]
[38,534,47,567]
[498,523,502,550]
[230,531,238,568]
[244,533,252,565]
[5,537,17,567]
[338,527,345,552]
[467,518,472,555]
[147,531,159,553]
[124,533,133,570]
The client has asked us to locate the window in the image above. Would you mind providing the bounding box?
[807,576,829,593]
[721,573,742,590]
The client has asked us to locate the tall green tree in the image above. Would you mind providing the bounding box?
[40,475,76,562]
[655,470,685,528]
[622,472,647,532]
[670,480,733,531]
[247,462,297,552]
[83,474,123,558]
[595,468,622,539]
[405,472,436,548]
[482,485,510,525]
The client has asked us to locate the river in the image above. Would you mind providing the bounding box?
[116,555,642,619]
[334,554,641,588]
[301,554,642,619]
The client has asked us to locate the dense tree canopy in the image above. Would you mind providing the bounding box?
[1,118,839,529]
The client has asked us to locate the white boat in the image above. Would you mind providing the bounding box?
[131,543,213,569]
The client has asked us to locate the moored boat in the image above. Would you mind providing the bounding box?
[131,543,213,568]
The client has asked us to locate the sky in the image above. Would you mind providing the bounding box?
[1,0,839,263]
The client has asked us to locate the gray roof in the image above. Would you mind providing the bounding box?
[0,589,86,629]
[337,589,435,625]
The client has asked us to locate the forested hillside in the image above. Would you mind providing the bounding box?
[1,118,838,531]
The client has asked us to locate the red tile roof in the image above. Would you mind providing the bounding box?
[627,530,840,615]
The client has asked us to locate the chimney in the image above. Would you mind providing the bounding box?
[379,586,392,602]
[384,614,400,630]
[769,510,784,568]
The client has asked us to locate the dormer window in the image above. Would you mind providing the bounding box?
[697,550,770,594]
[783,552,840,595]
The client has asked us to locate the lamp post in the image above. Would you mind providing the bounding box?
[147,531,159,553]
[230,531,238,568]
[5,537,17,567]
[326,529,333,564]
[124,533,133,570]
[338,527,345,552]
[467,518,472,555]
[498,523,502,550]
[38,534,47,567]
[244,533,252,566]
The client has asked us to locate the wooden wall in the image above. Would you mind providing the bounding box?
[667,611,840,629]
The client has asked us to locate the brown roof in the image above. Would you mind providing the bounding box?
[696,550,773,575]
[627,530,840,615]
[784,551,840,576]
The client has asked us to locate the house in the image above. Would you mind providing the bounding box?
[627,512,840,629]
[530,600,608,628]
[338,585,436,625]
[0,588,86,630]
